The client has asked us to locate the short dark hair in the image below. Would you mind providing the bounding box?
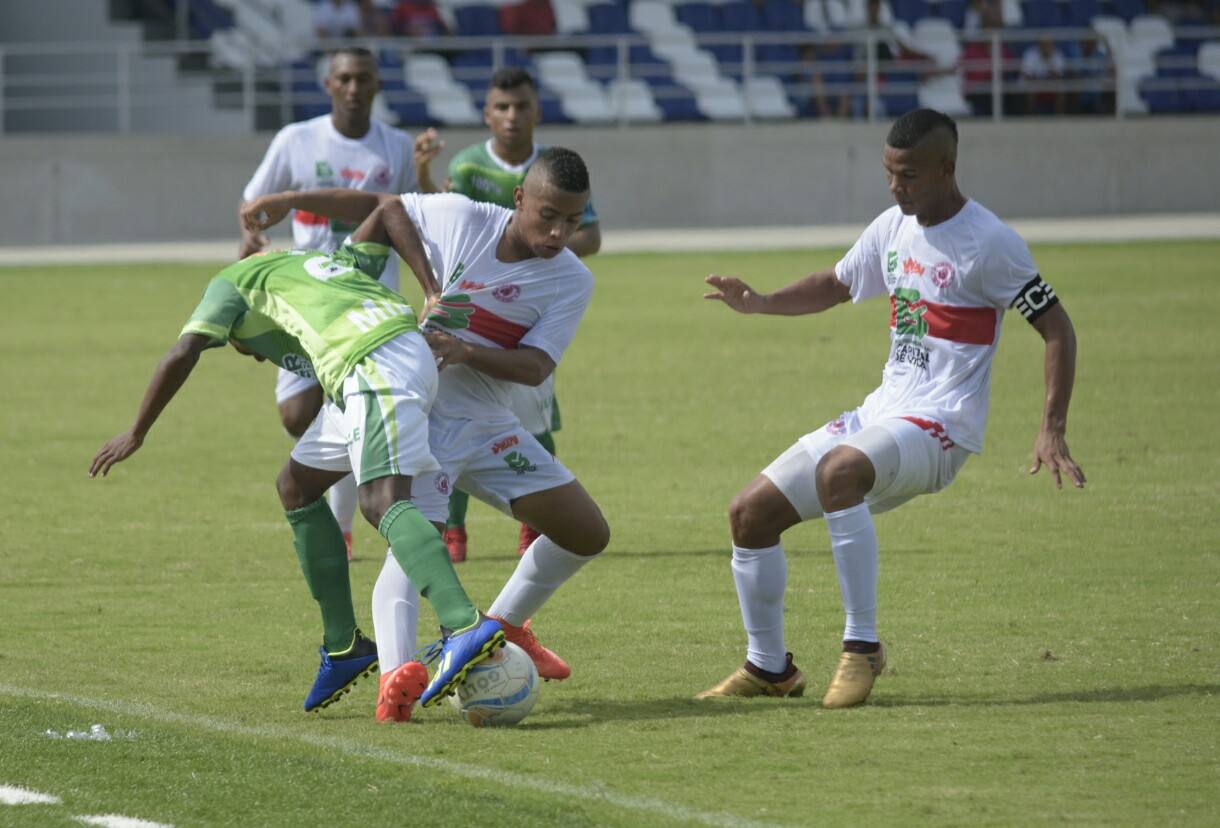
[330,46,377,65]
[886,108,958,150]
[489,66,537,93]
[528,147,590,194]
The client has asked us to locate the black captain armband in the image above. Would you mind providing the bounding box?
[1011,275,1060,322]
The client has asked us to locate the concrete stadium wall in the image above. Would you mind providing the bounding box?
[1,117,1216,247]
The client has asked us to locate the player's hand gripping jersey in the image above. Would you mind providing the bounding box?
[181,241,419,405]
[399,193,594,430]
[834,200,1059,453]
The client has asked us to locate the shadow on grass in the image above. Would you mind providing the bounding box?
[516,694,813,730]
[511,683,1220,730]
[871,683,1220,708]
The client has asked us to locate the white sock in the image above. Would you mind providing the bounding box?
[371,549,419,674]
[731,543,789,674]
[825,502,880,643]
[487,536,596,627]
[328,474,358,536]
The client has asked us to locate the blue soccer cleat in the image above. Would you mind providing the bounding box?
[419,614,506,708]
[304,629,379,712]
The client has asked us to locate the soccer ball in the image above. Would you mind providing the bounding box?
[448,642,539,727]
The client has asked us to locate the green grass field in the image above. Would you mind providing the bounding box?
[1,240,1217,827]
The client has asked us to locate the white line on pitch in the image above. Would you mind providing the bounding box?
[75,816,174,828]
[0,784,61,805]
[1,684,782,828]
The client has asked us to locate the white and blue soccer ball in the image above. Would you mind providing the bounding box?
[449,642,539,727]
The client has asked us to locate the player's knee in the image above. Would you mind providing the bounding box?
[815,448,872,513]
[728,491,772,547]
[276,465,307,511]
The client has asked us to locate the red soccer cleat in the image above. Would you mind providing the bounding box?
[376,661,429,723]
[489,617,570,681]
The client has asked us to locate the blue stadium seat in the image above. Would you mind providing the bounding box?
[761,0,807,31]
[454,4,502,36]
[719,0,766,31]
[650,79,706,120]
[391,98,434,126]
[675,2,720,31]
[891,0,932,26]
[166,0,234,38]
[1105,0,1147,22]
[1184,77,1220,112]
[289,58,327,121]
[1063,0,1104,27]
[934,0,968,28]
[587,1,633,33]
[1022,0,1063,27]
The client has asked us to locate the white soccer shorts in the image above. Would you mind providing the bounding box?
[410,417,576,523]
[290,332,439,484]
[274,366,320,405]
[763,410,971,521]
[507,373,558,436]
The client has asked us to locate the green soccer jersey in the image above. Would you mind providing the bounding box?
[447,140,598,228]
[181,241,417,403]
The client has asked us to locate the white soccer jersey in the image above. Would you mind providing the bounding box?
[834,200,1040,453]
[242,115,420,291]
[400,192,595,431]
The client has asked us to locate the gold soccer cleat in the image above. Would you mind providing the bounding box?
[696,655,807,699]
[822,644,887,709]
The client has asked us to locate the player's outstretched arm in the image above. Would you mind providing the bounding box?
[89,334,211,478]
[1029,303,1086,489]
[241,189,381,235]
[370,195,442,307]
[704,269,851,316]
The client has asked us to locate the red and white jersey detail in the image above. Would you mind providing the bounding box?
[400,193,595,429]
[835,200,1039,453]
[242,115,420,290]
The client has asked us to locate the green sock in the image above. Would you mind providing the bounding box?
[535,430,557,455]
[285,498,357,652]
[380,500,478,631]
[446,487,469,529]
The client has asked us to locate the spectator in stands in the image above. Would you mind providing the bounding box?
[851,0,935,118]
[499,0,557,36]
[391,0,452,37]
[1020,37,1068,115]
[315,0,368,46]
[1070,36,1113,116]
[795,43,853,119]
[359,0,392,36]
[960,0,1019,117]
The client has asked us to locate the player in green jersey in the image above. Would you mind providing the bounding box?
[437,66,600,563]
[90,197,505,714]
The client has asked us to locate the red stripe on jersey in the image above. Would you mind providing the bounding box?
[293,210,330,226]
[890,296,998,346]
[900,416,957,450]
[468,307,531,350]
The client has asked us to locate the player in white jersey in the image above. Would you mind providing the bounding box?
[697,109,1086,709]
[242,148,609,723]
[239,46,444,561]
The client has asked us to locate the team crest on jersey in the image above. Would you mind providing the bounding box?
[931,261,956,288]
[282,353,316,379]
[492,284,521,303]
[372,165,391,186]
[315,161,334,179]
[427,294,476,329]
[826,418,847,435]
[434,471,451,496]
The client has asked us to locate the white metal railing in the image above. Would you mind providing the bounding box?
[2,24,1218,134]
